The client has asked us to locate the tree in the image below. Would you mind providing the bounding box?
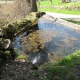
[14,0,37,18]
[30,0,37,12]
[50,0,52,4]
[14,0,30,16]
[24,0,37,12]
[37,0,40,5]
[5,0,7,3]
[62,0,66,3]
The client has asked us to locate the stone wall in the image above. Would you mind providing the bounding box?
[39,5,80,11]
[0,12,46,65]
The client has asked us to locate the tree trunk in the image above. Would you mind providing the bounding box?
[26,0,37,12]
[30,0,37,12]
[26,0,30,4]
[14,0,37,17]
[14,0,32,18]
[50,0,52,4]
[62,0,66,3]
[38,0,40,5]
[6,0,7,3]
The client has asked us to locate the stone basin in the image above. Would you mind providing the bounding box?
[14,14,80,66]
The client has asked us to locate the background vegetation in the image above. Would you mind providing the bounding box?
[38,0,80,15]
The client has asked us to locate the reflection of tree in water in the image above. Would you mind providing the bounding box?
[22,30,45,52]
[22,29,57,53]
[22,20,80,64]
[22,30,52,66]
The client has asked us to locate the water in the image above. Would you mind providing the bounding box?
[28,50,49,66]
[38,19,80,57]
[13,32,27,56]
[14,18,80,65]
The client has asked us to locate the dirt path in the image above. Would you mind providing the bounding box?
[46,12,80,19]
[0,60,47,80]
[0,59,80,80]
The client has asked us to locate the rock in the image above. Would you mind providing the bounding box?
[0,28,7,37]
[0,39,16,60]
[26,12,46,23]
[3,39,11,49]
[0,51,4,57]
[0,50,10,61]
[36,12,46,18]
[0,12,46,40]
[2,51,11,60]
[0,39,11,49]
[31,64,38,70]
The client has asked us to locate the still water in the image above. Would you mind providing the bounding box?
[14,18,80,65]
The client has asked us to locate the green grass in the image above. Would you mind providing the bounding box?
[39,0,80,6]
[38,0,61,6]
[38,8,80,15]
[62,19,80,25]
[54,2,80,6]
[17,55,26,60]
[43,50,80,80]
[38,0,80,15]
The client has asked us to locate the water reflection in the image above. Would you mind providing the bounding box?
[38,19,80,60]
[28,50,49,66]
[14,32,27,55]
[14,18,80,65]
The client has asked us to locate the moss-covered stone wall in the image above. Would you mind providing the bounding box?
[0,12,46,71]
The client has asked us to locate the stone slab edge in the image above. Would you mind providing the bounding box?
[41,14,80,31]
[56,18,80,31]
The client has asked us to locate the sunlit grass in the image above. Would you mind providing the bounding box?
[17,55,26,60]
[62,19,80,25]
[38,8,80,15]
[38,0,80,15]
[38,0,61,6]
[43,50,80,80]
[54,2,80,6]
[39,0,80,6]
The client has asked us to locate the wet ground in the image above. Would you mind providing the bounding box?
[14,16,80,65]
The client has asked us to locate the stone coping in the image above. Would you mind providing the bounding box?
[40,14,80,31]
[56,18,80,31]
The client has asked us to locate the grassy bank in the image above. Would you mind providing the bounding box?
[63,19,80,25]
[43,50,80,80]
[1,50,80,80]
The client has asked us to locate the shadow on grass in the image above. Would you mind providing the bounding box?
[43,50,80,80]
